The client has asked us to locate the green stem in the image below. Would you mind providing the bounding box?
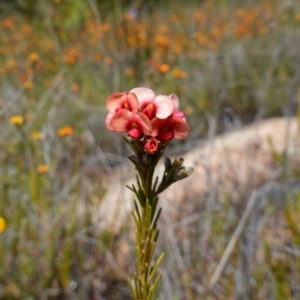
[130,197,164,299]
[127,140,172,299]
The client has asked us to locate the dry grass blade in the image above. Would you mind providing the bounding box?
[208,190,258,289]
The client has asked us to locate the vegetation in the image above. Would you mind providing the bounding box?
[1,0,300,299]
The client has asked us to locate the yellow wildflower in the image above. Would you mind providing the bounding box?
[0,217,6,233]
[9,115,24,125]
[38,164,49,174]
[172,67,187,79]
[31,131,43,140]
[184,106,194,115]
[57,125,74,137]
[23,81,34,89]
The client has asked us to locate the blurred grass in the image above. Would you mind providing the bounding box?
[1,0,300,299]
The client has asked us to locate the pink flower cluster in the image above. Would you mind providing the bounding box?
[105,87,190,154]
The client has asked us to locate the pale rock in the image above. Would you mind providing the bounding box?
[95,117,298,233]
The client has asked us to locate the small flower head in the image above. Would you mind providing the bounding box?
[31,131,43,140]
[110,111,152,138]
[151,111,190,141]
[23,81,34,89]
[0,217,6,233]
[158,63,170,74]
[57,125,74,137]
[130,87,174,120]
[105,87,190,154]
[106,92,139,114]
[9,115,24,126]
[28,52,39,61]
[37,164,49,174]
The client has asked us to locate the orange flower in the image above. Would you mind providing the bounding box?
[195,32,209,46]
[125,68,135,76]
[101,23,110,33]
[154,35,170,49]
[71,83,80,92]
[193,10,204,22]
[64,49,79,66]
[38,164,49,174]
[2,17,15,29]
[21,24,32,35]
[6,59,16,69]
[158,63,170,74]
[93,52,102,62]
[210,27,222,40]
[29,52,39,61]
[234,24,249,37]
[57,125,74,137]
[105,57,114,65]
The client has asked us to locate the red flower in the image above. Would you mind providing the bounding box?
[105,92,140,130]
[109,111,152,139]
[151,111,190,140]
[130,87,174,120]
[106,92,139,113]
[105,87,190,144]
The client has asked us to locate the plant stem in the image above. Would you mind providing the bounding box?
[130,199,164,300]
[128,148,166,299]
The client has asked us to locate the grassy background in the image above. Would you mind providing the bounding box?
[1,0,300,299]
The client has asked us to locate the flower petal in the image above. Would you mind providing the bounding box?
[110,111,152,136]
[106,92,139,114]
[150,117,168,137]
[106,92,126,113]
[174,119,190,139]
[105,112,115,131]
[153,95,174,119]
[157,131,174,141]
[110,111,133,132]
[169,93,180,111]
[130,87,155,106]
[126,92,139,113]
[128,128,143,139]
[137,112,152,135]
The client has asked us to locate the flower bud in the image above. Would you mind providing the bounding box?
[164,157,172,171]
[175,167,194,180]
[173,157,184,168]
[128,128,143,139]
[144,137,159,155]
